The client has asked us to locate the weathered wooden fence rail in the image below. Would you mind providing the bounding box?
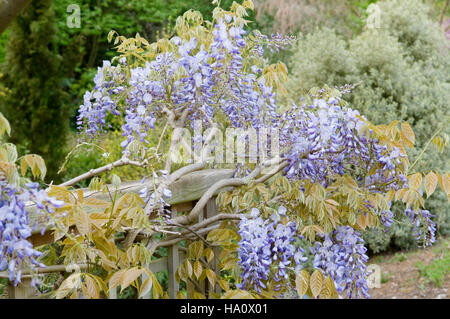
[0,169,235,299]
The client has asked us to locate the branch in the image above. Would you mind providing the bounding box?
[59,157,148,187]
[171,158,287,225]
[155,225,219,248]
[409,125,444,172]
[167,222,214,247]
[0,264,88,279]
[0,0,32,35]
[172,213,247,233]
[122,162,206,249]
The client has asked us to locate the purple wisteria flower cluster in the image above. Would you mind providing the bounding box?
[250,31,297,55]
[77,60,124,137]
[311,226,370,299]
[237,206,307,294]
[404,208,436,247]
[138,170,172,218]
[77,18,279,154]
[379,206,394,228]
[279,93,408,189]
[0,181,63,285]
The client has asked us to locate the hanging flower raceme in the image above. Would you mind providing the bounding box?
[237,206,307,294]
[279,93,408,190]
[76,19,280,155]
[404,208,436,247]
[0,181,64,285]
[138,170,172,219]
[311,226,370,299]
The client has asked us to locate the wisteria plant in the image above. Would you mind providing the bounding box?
[0,0,449,299]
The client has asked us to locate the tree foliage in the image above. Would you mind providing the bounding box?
[0,0,75,182]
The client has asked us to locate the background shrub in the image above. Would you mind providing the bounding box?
[287,0,450,253]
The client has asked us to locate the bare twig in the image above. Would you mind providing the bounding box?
[167,222,213,247]
[155,225,219,248]
[60,157,147,187]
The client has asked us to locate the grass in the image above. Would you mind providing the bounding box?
[371,255,386,264]
[390,252,408,263]
[381,272,391,284]
[0,278,7,297]
[415,250,450,287]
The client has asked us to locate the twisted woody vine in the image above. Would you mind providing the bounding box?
[0,0,449,299]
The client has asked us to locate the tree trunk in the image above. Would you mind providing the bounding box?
[0,0,32,34]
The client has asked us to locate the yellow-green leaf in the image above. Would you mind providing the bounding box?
[120,268,145,292]
[108,269,127,290]
[310,269,324,298]
[218,279,229,291]
[185,260,193,278]
[221,289,254,299]
[0,112,11,138]
[401,122,415,145]
[408,173,422,191]
[83,274,100,299]
[75,210,90,236]
[205,269,216,287]
[203,248,214,263]
[139,276,153,298]
[424,171,438,198]
[295,270,310,298]
[193,261,203,279]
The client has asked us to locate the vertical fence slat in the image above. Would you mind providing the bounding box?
[141,265,151,299]
[205,196,221,296]
[167,243,179,298]
[109,287,117,299]
[8,277,36,299]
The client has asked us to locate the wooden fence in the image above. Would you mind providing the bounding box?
[0,169,235,299]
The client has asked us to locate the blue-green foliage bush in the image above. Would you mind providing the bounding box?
[287,0,450,253]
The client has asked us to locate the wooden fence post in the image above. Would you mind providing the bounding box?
[167,243,179,299]
[205,196,221,297]
[8,277,37,299]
